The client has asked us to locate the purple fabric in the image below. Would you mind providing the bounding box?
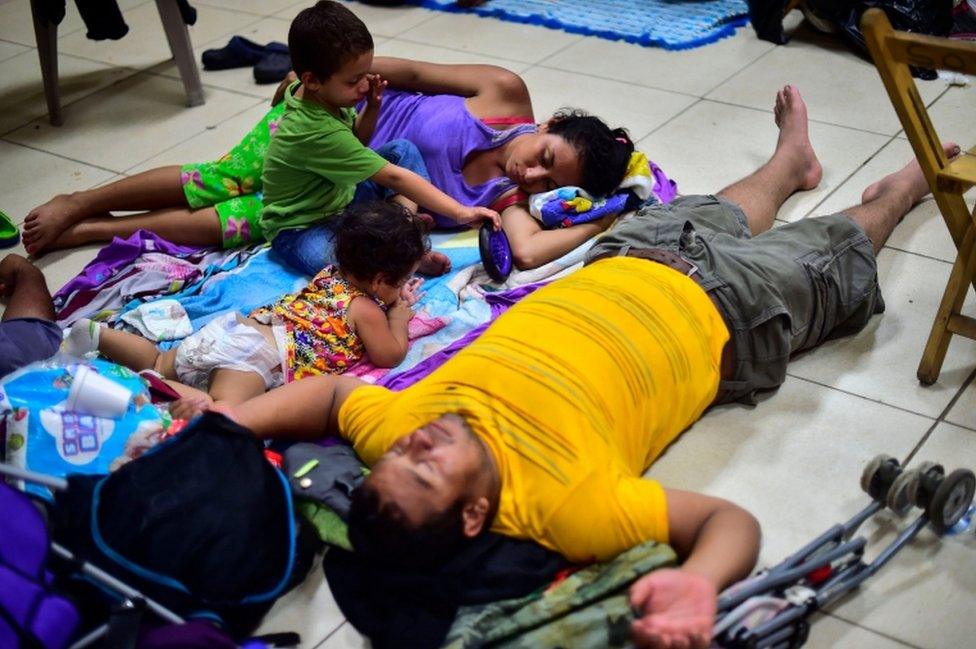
[137,620,238,648]
[650,160,678,203]
[0,317,61,378]
[0,482,79,648]
[363,90,537,228]
[379,282,548,391]
[53,230,200,302]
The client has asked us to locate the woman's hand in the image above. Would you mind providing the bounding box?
[629,568,716,649]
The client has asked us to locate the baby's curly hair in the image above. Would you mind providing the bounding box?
[334,201,430,284]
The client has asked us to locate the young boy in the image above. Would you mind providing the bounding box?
[263,1,499,276]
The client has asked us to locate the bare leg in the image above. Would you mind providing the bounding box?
[717,85,823,235]
[843,143,960,254]
[208,368,267,405]
[94,326,180,379]
[0,254,55,321]
[48,206,223,250]
[22,166,188,253]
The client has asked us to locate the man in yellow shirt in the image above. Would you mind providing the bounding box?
[221,87,945,648]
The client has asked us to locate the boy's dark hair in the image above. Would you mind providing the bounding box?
[289,1,373,80]
[334,201,430,284]
[547,109,635,198]
[347,480,467,568]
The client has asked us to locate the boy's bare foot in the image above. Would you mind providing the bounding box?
[22,194,88,254]
[773,85,822,191]
[861,142,961,206]
[418,250,451,276]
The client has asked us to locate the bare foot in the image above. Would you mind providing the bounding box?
[773,85,822,191]
[861,142,961,205]
[418,250,451,276]
[22,193,88,254]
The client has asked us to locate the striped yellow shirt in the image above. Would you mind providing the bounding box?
[339,257,729,562]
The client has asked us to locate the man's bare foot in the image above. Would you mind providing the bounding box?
[773,85,822,191]
[22,193,88,254]
[418,250,451,276]
[861,142,961,205]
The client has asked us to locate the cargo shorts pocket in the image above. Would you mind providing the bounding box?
[795,236,882,351]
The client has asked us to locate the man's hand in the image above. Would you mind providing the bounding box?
[454,205,501,230]
[366,73,387,109]
[169,394,214,421]
[629,568,717,649]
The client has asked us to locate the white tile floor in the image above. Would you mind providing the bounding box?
[0,1,974,647]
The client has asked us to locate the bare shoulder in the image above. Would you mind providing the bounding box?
[346,294,385,334]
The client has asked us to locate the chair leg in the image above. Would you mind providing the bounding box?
[154,0,204,107]
[29,0,62,126]
[917,224,976,385]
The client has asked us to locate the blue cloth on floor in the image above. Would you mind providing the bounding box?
[406,0,749,50]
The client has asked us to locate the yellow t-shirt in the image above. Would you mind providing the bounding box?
[338,257,729,562]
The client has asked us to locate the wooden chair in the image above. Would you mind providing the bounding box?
[28,0,204,126]
[862,8,976,385]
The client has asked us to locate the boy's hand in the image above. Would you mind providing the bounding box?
[454,205,502,230]
[366,73,387,108]
[399,278,424,306]
[628,569,716,649]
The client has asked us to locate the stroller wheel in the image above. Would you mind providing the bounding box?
[912,461,945,509]
[861,454,899,501]
[928,468,976,533]
[886,468,921,516]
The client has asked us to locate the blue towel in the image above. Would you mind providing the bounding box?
[408,0,750,50]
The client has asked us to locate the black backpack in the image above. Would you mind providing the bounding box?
[49,412,318,639]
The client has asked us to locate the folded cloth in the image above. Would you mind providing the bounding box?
[253,42,291,84]
[202,36,268,70]
[119,299,192,341]
[528,151,678,228]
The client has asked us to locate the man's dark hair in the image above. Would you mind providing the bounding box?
[289,1,374,80]
[548,109,635,198]
[347,480,467,568]
[333,201,429,284]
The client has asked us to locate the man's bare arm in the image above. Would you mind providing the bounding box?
[233,375,366,440]
[629,489,760,648]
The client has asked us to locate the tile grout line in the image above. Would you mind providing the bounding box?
[119,96,269,175]
[0,63,147,139]
[784,372,943,424]
[699,41,780,98]
[822,612,924,649]
[530,62,701,100]
[796,133,900,219]
[0,137,124,175]
[311,620,348,649]
[903,367,976,464]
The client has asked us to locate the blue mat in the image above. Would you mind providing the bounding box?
[407,0,750,50]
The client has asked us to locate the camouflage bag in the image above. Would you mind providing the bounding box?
[443,541,677,649]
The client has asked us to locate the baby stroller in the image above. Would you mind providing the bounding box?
[712,454,976,648]
[0,412,317,648]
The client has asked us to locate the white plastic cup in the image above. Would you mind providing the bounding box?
[67,365,132,419]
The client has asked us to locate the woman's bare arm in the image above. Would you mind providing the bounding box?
[370,57,533,119]
[502,202,616,270]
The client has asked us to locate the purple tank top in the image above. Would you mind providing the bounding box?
[363,90,537,228]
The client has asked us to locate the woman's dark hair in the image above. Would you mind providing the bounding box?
[289,1,373,81]
[334,201,429,284]
[347,480,467,568]
[547,109,635,197]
